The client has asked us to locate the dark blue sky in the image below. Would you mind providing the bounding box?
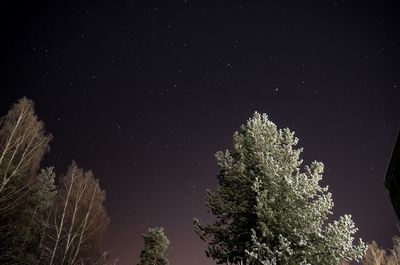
[1,1,400,265]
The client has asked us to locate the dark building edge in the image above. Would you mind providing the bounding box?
[385,131,400,221]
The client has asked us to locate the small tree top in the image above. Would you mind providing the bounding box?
[138,227,170,265]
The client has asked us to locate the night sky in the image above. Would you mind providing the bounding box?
[1,1,400,265]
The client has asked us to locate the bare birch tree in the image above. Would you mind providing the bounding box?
[362,238,400,265]
[40,162,109,265]
[0,98,51,264]
[0,97,51,214]
[362,241,388,265]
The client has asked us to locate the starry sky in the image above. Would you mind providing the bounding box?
[1,1,400,265]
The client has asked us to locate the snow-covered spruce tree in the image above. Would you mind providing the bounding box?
[137,227,169,265]
[194,112,366,265]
